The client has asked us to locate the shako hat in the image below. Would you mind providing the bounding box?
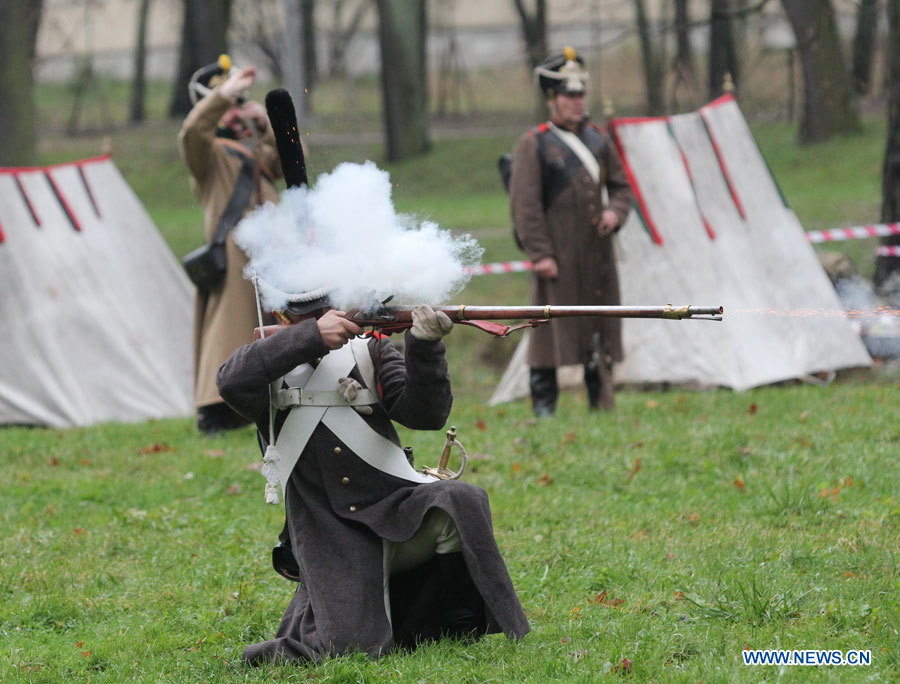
[188,54,241,105]
[253,276,332,317]
[284,288,332,316]
[534,46,589,97]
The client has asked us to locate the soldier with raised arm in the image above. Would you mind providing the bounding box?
[178,57,282,435]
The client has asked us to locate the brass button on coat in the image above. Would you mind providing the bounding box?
[341,477,350,485]
[349,505,357,512]
[333,446,342,454]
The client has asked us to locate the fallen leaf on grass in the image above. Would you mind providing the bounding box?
[76,642,84,648]
[563,431,576,444]
[475,420,487,431]
[733,478,746,492]
[737,446,751,456]
[73,528,86,535]
[81,651,91,658]
[687,513,700,524]
[629,441,644,449]
[610,657,633,675]
[673,591,686,600]
[627,458,641,479]
[645,400,659,409]
[137,443,174,455]
[226,484,241,496]
[50,457,59,466]
[747,403,758,415]
[537,473,554,486]
[512,462,522,473]
[591,590,625,607]
[843,571,856,579]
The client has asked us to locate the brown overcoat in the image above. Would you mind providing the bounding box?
[217,321,530,662]
[178,90,281,408]
[509,121,633,367]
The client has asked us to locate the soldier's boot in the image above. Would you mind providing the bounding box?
[437,552,487,640]
[529,367,559,417]
[585,362,615,411]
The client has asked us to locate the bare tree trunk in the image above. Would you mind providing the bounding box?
[511,0,548,118]
[0,0,43,165]
[302,0,317,92]
[282,0,307,115]
[674,0,696,83]
[874,0,900,290]
[851,0,879,95]
[129,0,152,123]
[634,0,664,115]
[511,0,547,69]
[328,0,370,78]
[376,0,430,161]
[168,0,233,118]
[709,0,739,99]
[781,0,860,143]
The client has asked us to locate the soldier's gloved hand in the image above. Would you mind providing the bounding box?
[337,377,363,402]
[410,305,453,341]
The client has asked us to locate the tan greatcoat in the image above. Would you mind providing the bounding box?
[509,121,633,368]
[178,90,281,408]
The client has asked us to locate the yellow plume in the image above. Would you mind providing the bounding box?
[218,54,232,73]
[563,46,576,62]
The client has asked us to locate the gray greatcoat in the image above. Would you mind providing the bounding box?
[509,121,633,368]
[178,90,281,409]
[217,320,530,663]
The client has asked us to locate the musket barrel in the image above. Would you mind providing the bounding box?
[430,305,724,320]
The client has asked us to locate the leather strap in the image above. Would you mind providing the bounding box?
[210,148,255,246]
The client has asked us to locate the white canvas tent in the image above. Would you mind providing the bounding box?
[490,95,871,405]
[0,155,194,427]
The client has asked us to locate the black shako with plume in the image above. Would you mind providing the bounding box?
[265,88,308,189]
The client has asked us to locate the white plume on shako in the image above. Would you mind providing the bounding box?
[234,160,483,311]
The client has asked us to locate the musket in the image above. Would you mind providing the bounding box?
[255,302,724,339]
[344,302,724,337]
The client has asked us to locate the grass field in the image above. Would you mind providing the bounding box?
[3,79,897,682]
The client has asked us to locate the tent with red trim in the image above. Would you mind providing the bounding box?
[490,95,871,404]
[0,156,194,427]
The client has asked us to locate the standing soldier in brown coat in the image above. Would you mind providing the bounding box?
[178,58,282,435]
[509,47,633,416]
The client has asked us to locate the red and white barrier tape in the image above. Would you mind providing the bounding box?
[464,260,533,275]
[465,223,900,275]
[806,222,900,243]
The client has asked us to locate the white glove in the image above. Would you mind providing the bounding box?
[410,305,453,341]
[337,377,363,402]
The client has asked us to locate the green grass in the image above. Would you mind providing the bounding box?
[2,382,898,682]
[7,79,897,681]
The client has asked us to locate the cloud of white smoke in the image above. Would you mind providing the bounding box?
[233,161,483,311]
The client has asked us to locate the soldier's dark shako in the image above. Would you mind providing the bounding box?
[534,46,589,98]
